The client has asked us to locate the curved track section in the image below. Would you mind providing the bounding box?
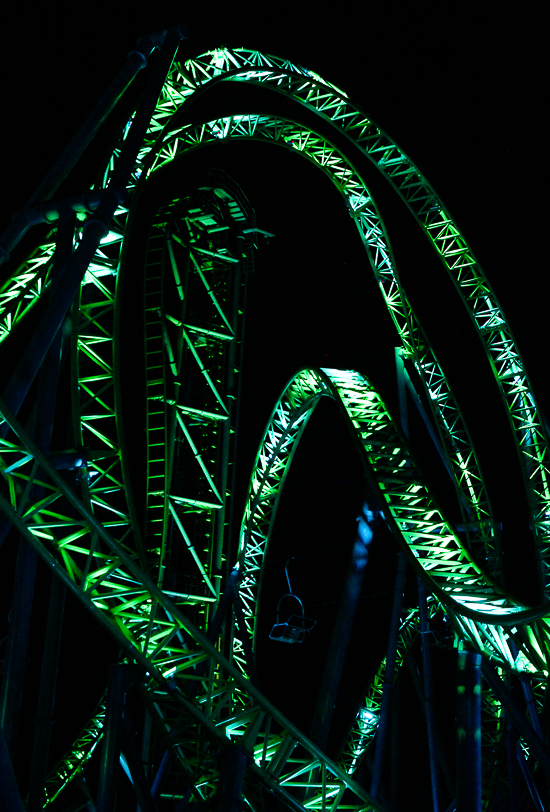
[237,368,541,661]
[164,50,550,600]
[1,42,549,810]
[0,394,384,812]
[151,112,500,580]
[3,48,548,605]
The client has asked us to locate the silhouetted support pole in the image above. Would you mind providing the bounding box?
[389,675,400,812]
[150,568,259,802]
[509,637,545,740]
[0,223,69,748]
[517,740,545,812]
[119,712,155,812]
[97,665,140,812]
[0,208,73,551]
[406,655,454,798]
[506,721,521,812]
[0,535,37,756]
[212,230,243,594]
[309,504,376,752]
[0,26,186,440]
[481,658,550,777]
[456,650,481,812]
[370,551,406,800]
[26,574,66,812]
[205,568,259,687]
[216,746,248,812]
[418,577,441,812]
[395,348,409,440]
[0,725,25,812]
[0,29,174,262]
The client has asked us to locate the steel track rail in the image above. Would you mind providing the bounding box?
[1,44,548,810]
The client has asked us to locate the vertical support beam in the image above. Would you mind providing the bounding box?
[506,721,521,812]
[216,746,248,812]
[96,665,138,812]
[150,749,172,803]
[75,772,97,811]
[0,27,185,438]
[406,655,454,798]
[456,650,482,812]
[389,674,400,812]
[212,232,242,596]
[226,236,252,569]
[309,503,376,752]
[140,706,153,783]
[0,725,25,812]
[0,207,73,549]
[230,578,261,689]
[370,550,407,799]
[119,713,155,812]
[0,537,37,754]
[26,574,66,812]
[480,659,550,776]
[516,741,545,812]
[418,578,441,812]
[395,347,409,439]
[0,214,68,753]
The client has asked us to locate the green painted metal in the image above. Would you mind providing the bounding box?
[142,49,550,601]
[0,392,384,812]
[140,180,254,632]
[338,606,427,775]
[234,367,548,791]
[0,237,56,340]
[1,44,549,810]
[43,696,106,805]
[238,368,542,632]
[149,111,499,582]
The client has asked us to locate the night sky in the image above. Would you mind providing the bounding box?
[1,5,547,810]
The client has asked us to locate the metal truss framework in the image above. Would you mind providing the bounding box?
[236,368,549,781]
[141,179,254,618]
[0,40,549,811]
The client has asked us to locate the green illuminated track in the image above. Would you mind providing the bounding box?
[1,45,549,810]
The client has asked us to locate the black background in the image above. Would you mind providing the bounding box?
[0,4,547,810]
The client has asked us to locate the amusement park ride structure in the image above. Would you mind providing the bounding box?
[0,24,549,812]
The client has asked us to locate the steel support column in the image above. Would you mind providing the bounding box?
[370,551,406,799]
[216,746,248,812]
[0,27,185,438]
[0,537,37,754]
[0,213,69,750]
[96,665,139,812]
[0,725,24,812]
[456,650,481,812]
[0,28,175,261]
[26,573,66,812]
[506,721,521,812]
[309,504,377,752]
[481,659,550,777]
[212,230,243,595]
[419,577,441,812]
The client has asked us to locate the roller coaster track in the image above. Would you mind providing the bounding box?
[0,39,549,811]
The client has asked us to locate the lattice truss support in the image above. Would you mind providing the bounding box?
[2,48,548,603]
[6,53,550,588]
[236,368,550,778]
[140,175,255,623]
[0,391,384,812]
[1,39,550,812]
[1,364,548,807]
